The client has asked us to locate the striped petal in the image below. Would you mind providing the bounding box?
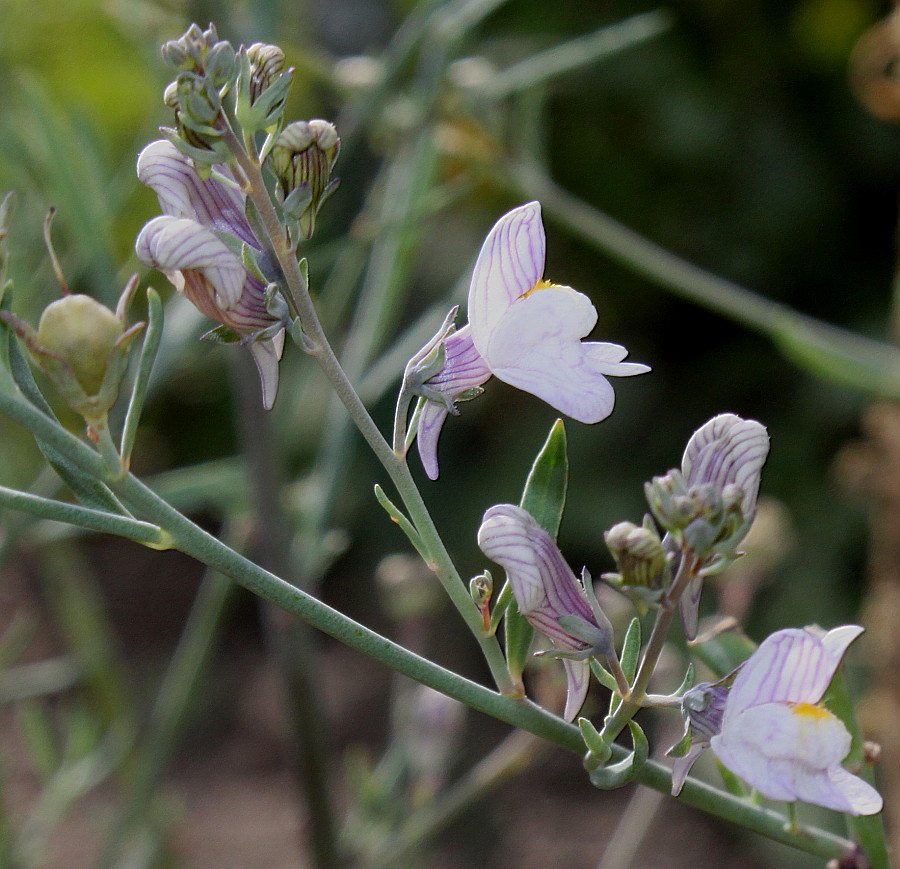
[468,201,545,356]
[477,504,597,647]
[723,626,863,721]
[682,414,770,516]
[137,140,256,246]
[136,215,245,309]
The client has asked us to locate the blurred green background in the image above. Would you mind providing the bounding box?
[0,0,897,865]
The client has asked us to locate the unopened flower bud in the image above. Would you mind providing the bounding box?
[246,42,286,101]
[204,40,237,89]
[604,521,668,589]
[161,23,225,72]
[645,469,693,533]
[469,571,492,607]
[269,120,341,238]
[163,81,179,109]
[175,72,222,129]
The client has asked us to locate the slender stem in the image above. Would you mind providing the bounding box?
[602,553,698,741]
[0,386,859,861]
[220,120,514,694]
[0,485,166,546]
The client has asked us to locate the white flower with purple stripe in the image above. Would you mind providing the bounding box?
[678,414,770,638]
[415,202,648,478]
[710,626,882,815]
[478,503,613,721]
[468,201,648,422]
[134,140,285,408]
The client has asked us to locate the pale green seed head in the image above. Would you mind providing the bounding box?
[36,295,123,396]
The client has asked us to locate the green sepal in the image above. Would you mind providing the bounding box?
[610,617,641,716]
[587,720,649,789]
[505,420,570,684]
[159,126,230,166]
[674,662,695,696]
[578,716,612,770]
[200,324,242,344]
[503,596,532,686]
[239,243,268,284]
[589,659,619,692]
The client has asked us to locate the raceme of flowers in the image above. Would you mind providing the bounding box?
[135,140,285,408]
[416,201,649,479]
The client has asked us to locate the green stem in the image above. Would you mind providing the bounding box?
[220,121,514,695]
[0,485,166,546]
[0,378,860,863]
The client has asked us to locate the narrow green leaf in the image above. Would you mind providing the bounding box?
[588,720,648,789]
[374,484,429,562]
[506,421,570,683]
[519,419,568,539]
[120,288,163,470]
[589,658,619,692]
[610,617,641,716]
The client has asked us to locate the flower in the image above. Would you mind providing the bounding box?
[709,625,882,815]
[415,201,648,478]
[645,414,769,639]
[478,503,614,721]
[135,140,285,408]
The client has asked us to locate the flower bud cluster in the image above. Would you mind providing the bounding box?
[645,469,749,560]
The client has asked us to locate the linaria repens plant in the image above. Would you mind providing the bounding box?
[0,17,888,869]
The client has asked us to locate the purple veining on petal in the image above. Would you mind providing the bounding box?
[135,216,246,309]
[426,326,491,396]
[417,402,450,481]
[138,141,256,247]
[682,415,769,515]
[468,202,546,354]
[709,625,882,815]
[478,504,598,650]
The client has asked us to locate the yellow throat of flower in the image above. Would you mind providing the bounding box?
[791,702,832,722]
[521,278,556,299]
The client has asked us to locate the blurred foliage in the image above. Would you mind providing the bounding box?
[0,0,898,863]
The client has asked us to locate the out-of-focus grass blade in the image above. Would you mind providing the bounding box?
[478,10,675,101]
